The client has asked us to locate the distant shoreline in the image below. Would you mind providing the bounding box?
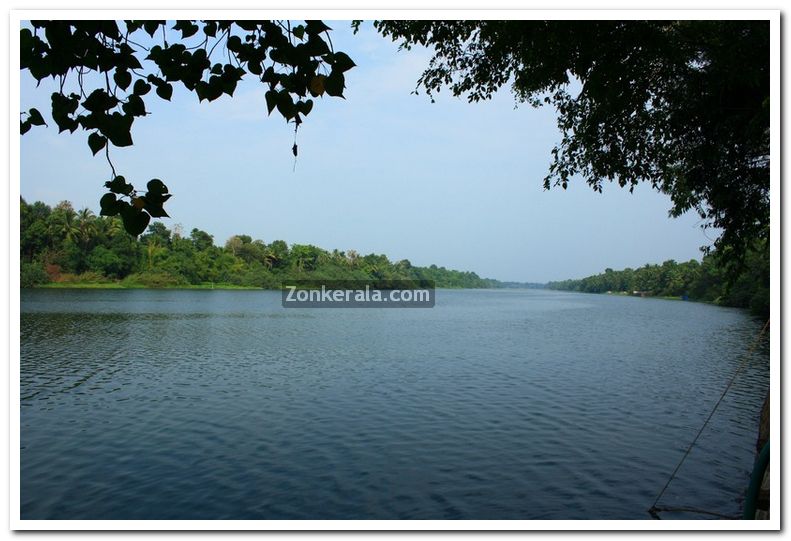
[545,287,736,310]
[34,282,261,290]
[29,282,511,291]
[25,284,707,303]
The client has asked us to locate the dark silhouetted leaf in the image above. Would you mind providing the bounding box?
[203,21,217,37]
[324,71,345,97]
[305,20,331,35]
[332,52,356,73]
[227,35,242,51]
[133,79,151,96]
[143,21,162,37]
[104,112,134,147]
[156,82,173,101]
[144,199,170,218]
[309,75,325,97]
[88,132,107,155]
[121,208,151,236]
[275,91,295,119]
[147,179,168,194]
[113,68,132,90]
[83,89,119,113]
[265,90,278,115]
[99,193,119,216]
[122,95,146,117]
[296,99,314,116]
[27,108,46,126]
[304,34,330,57]
[173,20,199,38]
[105,175,134,195]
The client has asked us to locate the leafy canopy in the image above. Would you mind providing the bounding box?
[20,20,355,235]
[20,197,498,290]
[364,20,770,265]
[22,19,771,273]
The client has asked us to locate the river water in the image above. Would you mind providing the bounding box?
[20,288,769,520]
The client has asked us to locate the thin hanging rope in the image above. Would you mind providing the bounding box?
[648,319,770,519]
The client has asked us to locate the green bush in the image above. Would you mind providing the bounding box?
[20,261,49,288]
[123,272,186,288]
[56,271,111,283]
[749,285,770,318]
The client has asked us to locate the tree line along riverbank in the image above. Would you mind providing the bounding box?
[21,198,500,291]
[546,247,769,318]
[22,198,769,319]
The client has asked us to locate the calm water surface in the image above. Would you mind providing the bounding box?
[20,289,769,520]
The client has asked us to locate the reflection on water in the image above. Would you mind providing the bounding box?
[21,289,769,519]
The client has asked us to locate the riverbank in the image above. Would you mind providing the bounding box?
[38,282,261,290]
[602,291,686,301]
[33,281,478,291]
[34,280,504,291]
[557,288,722,305]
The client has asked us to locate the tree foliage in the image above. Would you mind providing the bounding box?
[547,243,769,317]
[20,198,497,290]
[366,20,770,268]
[20,20,355,235]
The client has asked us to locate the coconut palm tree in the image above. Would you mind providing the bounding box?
[48,202,79,245]
[104,217,125,239]
[346,249,359,268]
[145,238,166,272]
[261,247,277,269]
[93,216,123,242]
[75,208,97,248]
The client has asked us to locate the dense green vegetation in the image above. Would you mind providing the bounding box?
[20,198,497,290]
[547,246,769,318]
[20,197,771,317]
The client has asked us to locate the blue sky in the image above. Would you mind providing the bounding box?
[19,21,716,283]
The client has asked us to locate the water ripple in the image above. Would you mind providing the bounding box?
[20,289,769,520]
